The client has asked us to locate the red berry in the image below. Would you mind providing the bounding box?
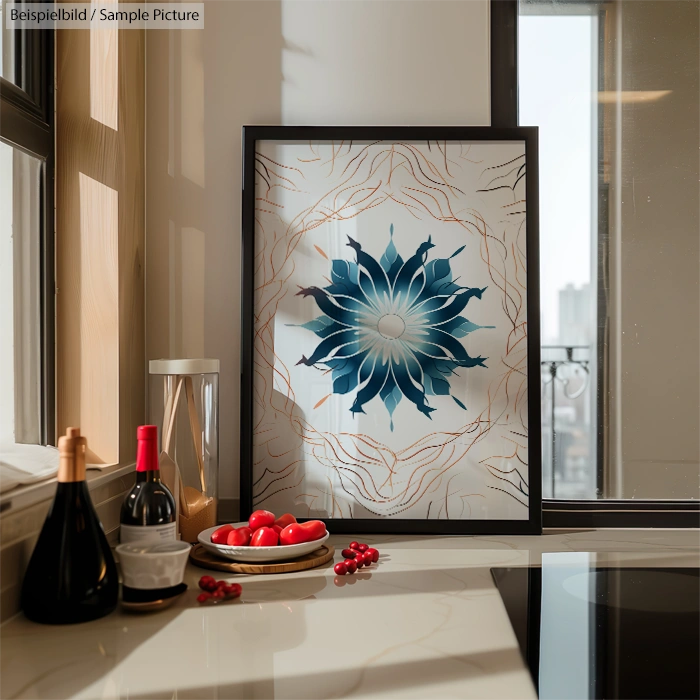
[212,589,226,599]
[216,580,228,588]
[197,592,211,603]
[334,561,348,575]
[367,547,379,563]
[349,541,360,550]
[355,554,364,568]
[361,552,373,567]
[344,558,357,574]
[199,576,218,592]
[356,543,369,552]
[198,576,214,591]
[341,548,357,559]
[228,583,242,598]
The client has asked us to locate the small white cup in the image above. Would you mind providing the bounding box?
[116,541,191,590]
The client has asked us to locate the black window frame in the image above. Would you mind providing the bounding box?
[491,0,699,528]
[0,11,55,446]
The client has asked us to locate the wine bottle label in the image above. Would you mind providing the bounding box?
[120,522,177,544]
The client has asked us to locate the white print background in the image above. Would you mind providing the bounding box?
[253,140,529,520]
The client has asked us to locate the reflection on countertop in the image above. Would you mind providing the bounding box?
[1,529,698,699]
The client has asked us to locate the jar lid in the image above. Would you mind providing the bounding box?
[149,358,220,375]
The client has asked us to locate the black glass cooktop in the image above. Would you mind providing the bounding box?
[492,560,700,699]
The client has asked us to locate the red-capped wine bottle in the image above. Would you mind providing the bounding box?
[120,425,177,543]
[21,428,118,624]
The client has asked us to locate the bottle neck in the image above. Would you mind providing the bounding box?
[135,470,162,483]
[57,439,87,483]
[136,434,160,473]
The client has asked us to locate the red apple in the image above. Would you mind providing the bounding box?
[248,509,275,531]
[210,524,234,544]
[227,526,252,546]
[274,513,297,529]
[279,520,326,545]
[250,526,279,547]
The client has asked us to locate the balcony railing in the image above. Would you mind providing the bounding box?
[541,345,595,499]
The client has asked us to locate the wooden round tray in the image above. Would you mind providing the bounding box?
[189,544,334,575]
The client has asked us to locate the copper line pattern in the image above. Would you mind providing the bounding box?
[399,142,464,195]
[432,140,452,178]
[257,152,306,178]
[252,142,530,516]
[254,463,305,501]
[294,493,319,517]
[255,475,306,506]
[316,437,399,503]
[480,164,525,191]
[399,145,463,195]
[256,198,284,209]
[457,143,483,165]
[483,153,525,171]
[487,484,527,509]
[487,466,528,497]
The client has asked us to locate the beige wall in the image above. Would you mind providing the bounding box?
[608,1,700,498]
[56,23,146,465]
[145,0,491,501]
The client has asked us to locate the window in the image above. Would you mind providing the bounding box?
[520,9,599,499]
[0,11,54,446]
[509,0,699,505]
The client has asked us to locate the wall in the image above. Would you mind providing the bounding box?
[145,0,491,505]
[56,19,146,466]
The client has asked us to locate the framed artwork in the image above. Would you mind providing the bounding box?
[241,126,541,534]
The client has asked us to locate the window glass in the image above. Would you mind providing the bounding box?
[0,140,42,444]
[519,0,700,500]
[520,12,598,499]
[0,1,17,85]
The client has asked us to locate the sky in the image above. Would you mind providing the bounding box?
[519,14,597,344]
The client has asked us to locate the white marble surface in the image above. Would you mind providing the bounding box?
[1,529,698,699]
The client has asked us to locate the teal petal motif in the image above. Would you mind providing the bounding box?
[295,225,492,430]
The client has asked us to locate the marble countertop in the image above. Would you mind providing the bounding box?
[2,529,698,699]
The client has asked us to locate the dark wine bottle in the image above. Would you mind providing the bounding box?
[21,428,118,624]
[119,425,177,544]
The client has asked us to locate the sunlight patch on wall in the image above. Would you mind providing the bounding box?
[179,30,205,188]
[90,0,119,130]
[79,172,119,463]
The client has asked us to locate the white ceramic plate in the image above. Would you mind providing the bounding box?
[197,522,329,563]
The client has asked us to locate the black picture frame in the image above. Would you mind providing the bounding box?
[241,125,541,535]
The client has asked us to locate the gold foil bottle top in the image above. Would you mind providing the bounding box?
[57,427,88,483]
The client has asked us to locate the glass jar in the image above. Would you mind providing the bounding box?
[149,359,219,542]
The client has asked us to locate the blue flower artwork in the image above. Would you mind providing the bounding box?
[291,226,493,430]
